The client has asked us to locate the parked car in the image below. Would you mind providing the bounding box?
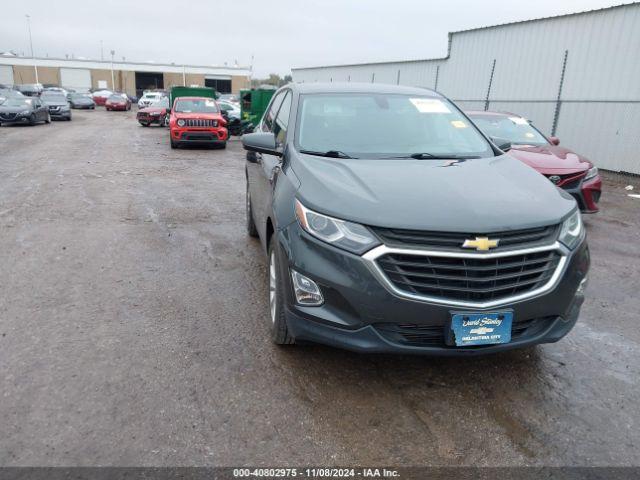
[41,91,72,120]
[92,89,113,106]
[168,87,227,148]
[137,96,169,126]
[105,94,132,111]
[17,83,43,96]
[242,83,589,355]
[0,96,50,125]
[466,111,602,213]
[0,88,24,105]
[219,93,239,105]
[68,93,95,109]
[138,91,165,109]
[218,100,241,119]
[43,86,69,96]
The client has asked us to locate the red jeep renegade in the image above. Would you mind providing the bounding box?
[169,96,228,149]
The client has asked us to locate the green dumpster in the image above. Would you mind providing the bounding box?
[240,87,277,125]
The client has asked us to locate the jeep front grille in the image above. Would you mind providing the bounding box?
[184,119,217,127]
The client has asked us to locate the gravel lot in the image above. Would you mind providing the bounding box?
[0,109,639,467]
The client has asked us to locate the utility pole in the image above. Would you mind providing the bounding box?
[100,40,104,61]
[182,65,186,86]
[25,14,38,84]
[110,50,115,90]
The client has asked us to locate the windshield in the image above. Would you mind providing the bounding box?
[468,114,549,146]
[108,95,124,101]
[174,98,218,113]
[297,93,493,158]
[70,94,89,100]
[152,97,170,108]
[3,98,31,107]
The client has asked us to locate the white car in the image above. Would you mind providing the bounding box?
[218,100,241,119]
[138,92,165,109]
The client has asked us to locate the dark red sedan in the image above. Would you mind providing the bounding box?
[136,97,169,127]
[105,94,132,111]
[467,111,602,213]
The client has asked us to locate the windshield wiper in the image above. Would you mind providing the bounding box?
[382,153,482,160]
[300,149,356,159]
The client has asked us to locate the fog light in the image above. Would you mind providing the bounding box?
[291,270,324,306]
[577,276,589,294]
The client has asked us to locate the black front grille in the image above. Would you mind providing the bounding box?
[370,224,558,251]
[0,113,17,120]
[184,118,217,127]
[377,250,561,303]
[375,317,556,348]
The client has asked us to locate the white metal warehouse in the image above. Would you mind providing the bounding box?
[292,3,640,175]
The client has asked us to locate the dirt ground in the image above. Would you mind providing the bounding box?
[0,109,639,466]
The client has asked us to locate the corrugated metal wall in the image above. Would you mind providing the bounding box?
[293,3,640,174]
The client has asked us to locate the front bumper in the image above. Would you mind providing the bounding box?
[0,114,31,124]
[170,127,228,144]
[564,175,602,213]
[50,109,71,119]
[276,223,589,355]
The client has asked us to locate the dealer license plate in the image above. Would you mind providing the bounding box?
[450,311,513,346]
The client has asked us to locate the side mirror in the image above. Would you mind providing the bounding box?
[242,132,282,157]
[549,136,560,146]
[491,137,512,152]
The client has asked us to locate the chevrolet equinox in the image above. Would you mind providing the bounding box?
[243,83,589,355]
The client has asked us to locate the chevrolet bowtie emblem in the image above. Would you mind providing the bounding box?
[462,236,500,251]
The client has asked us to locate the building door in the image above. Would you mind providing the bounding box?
[60,68,91,92]
[135,72,164,98]
[0,65,14,86]
[205,78,232,93]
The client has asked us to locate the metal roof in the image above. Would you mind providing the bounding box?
[292,2,639,71]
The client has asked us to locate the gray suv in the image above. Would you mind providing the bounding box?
[243,83,589,355]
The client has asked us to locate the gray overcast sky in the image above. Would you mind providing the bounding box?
[0,0,632,77]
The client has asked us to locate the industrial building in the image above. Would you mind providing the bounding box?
[0,56,251,97]
[292,3,640,175]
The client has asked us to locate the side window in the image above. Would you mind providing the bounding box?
[273,91,292,145]
[261,92,285,132]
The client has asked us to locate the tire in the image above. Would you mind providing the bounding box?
[162,115,169,127]
[219,142,227,149]
[91,105,95,110]
[45,113,51,124]
[141,122,150,127]
[29,113,36,126]
[170,138,177,149]
[268,237,295,345]
[246,183,259,238]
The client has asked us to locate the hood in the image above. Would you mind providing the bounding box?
[0,105,31,113]
[139,106,166,114]
[507,144,592,175]
[43,100,68,106]
[173,111,223,120]
[291,154,576,232]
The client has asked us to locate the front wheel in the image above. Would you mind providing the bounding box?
[29,113,36,126]
[170,138,177,149]
[45,113,51,124]
[268,238,295,345]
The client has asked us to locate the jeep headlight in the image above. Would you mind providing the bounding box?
[177,119,186,127]
[294,199,380,254]
[584,166,598,181]
[559,209,583,249]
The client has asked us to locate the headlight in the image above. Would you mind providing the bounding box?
[584,166,598,181]
[558,209,583,249]
[20,110,31,115]
[177,119,186,127]
[294,199,380,254]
